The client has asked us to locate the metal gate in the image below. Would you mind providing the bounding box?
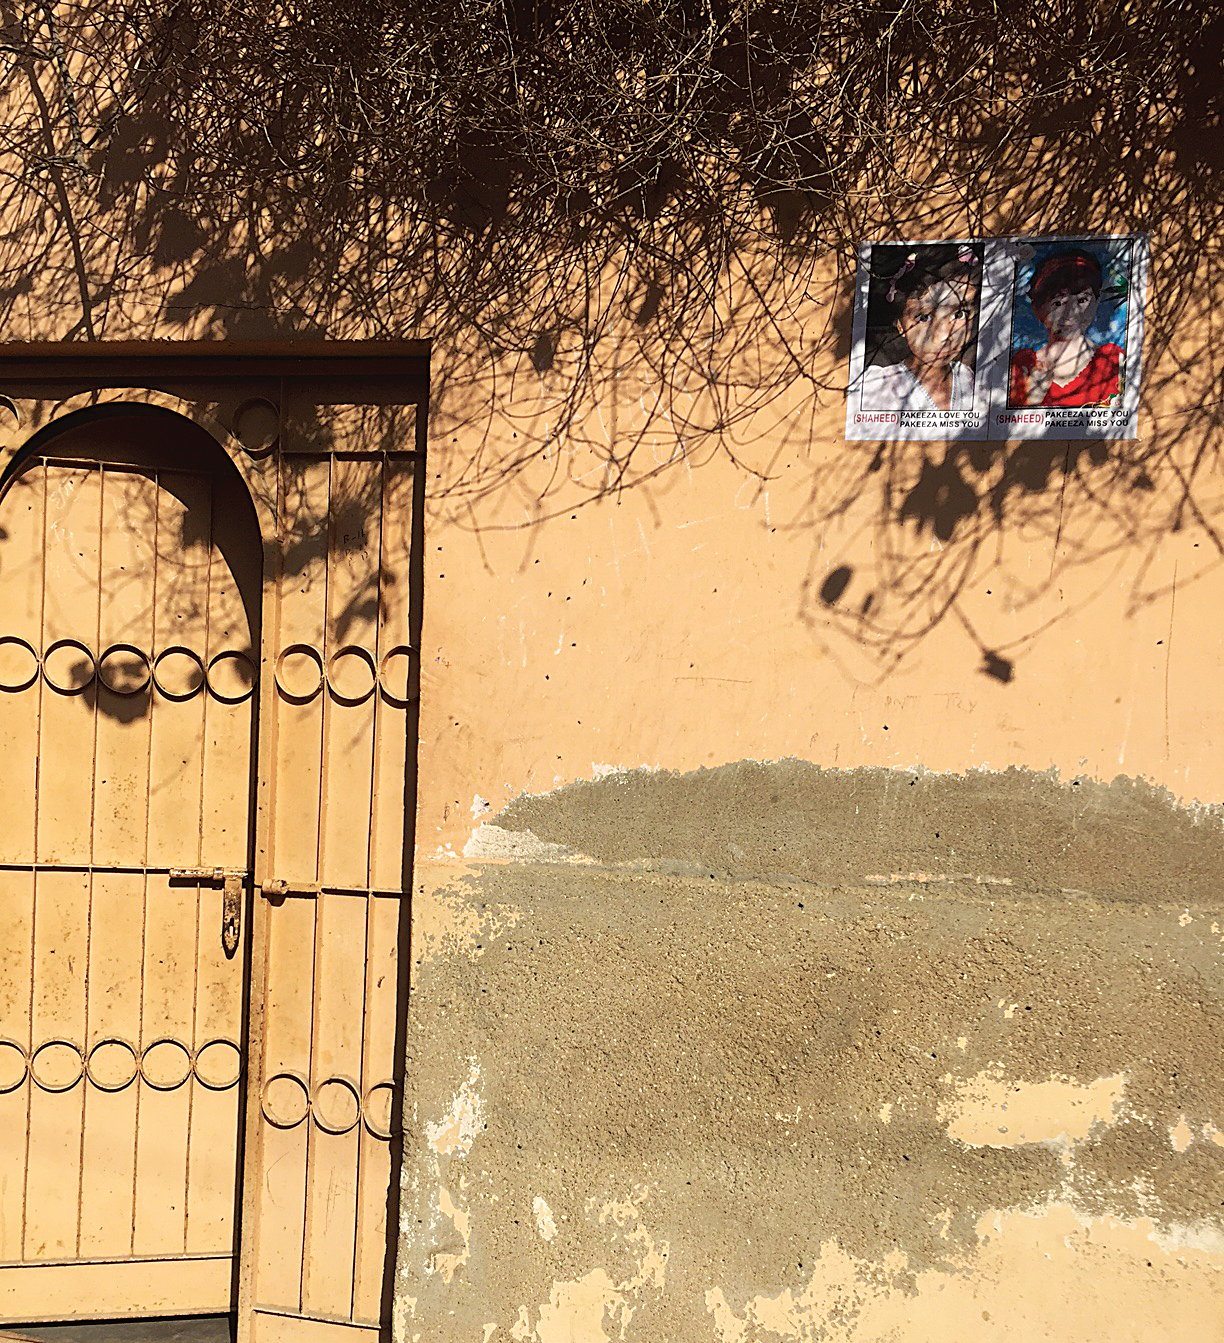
[240,450,416,1341]
[0,377,421,1339]
[0,414,259,1318]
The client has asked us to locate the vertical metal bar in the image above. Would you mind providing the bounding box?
[316,454,333,890]
[20,461,48,1259]
[368,456,387,893]
[300,455,333,1312]
[199,472,216,873]
[128,896,148,1253]
[75,464,106,1253]
[183,475,202,1254]
[383,425,427,1328]
[235,443,286,1341]
[350,890,372,1321]
[74,883,93,1257]
[182,471,213,1249]
[350,459,389,1319]
[80,462,112,1251]
[88,465,104,869]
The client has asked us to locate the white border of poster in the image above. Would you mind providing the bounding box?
[845,234,1148,441]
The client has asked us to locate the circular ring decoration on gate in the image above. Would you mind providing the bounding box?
[275,644,324,702]
[362,1080,396,1140]
[327,645,377,704]
[98,643,152,695]
[262,1070,311,1128]
[194,1037,243,1090]
[312,1075,362,1134]
[0,1038,29,1093]
[0,636,39,692]
[30,1039,84,1092]
[378,645,416,707]
[207,649,257,703]
[140,1037,193,1091]
[86,1037,140,1092]
[232,397,280,456]
[42,638,96,694]
[153,646,206,700]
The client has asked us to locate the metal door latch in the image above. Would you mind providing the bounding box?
[169,867,249,957]
[260,877,321,897]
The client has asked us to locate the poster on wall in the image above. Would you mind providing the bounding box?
[845,235,1148,441]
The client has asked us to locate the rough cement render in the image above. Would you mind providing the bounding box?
[400,764,1224,1342]
[491,761,1224,903]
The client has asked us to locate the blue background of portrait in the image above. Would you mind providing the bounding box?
[1010,238,1131,353]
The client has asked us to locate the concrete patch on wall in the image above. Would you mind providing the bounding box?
[491,761,1224,902]
[508,1188,669,1342]
[463,822,592,865]
[400,1057,488,1332]
[433,1184,473,1284]
[426,1059,486,1159]
[400,763,1223,1340]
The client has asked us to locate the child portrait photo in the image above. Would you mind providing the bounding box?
[1007,239,1133,409]
[858,241,984,415]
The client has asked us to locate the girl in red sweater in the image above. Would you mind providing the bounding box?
[1009,248,1123,408]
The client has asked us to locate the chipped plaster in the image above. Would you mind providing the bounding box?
[704,1203,1224,1342]
[426,1060,485,1159]
[940,1070,1128,1150]
[400,764,1223,1341]
[508,1189,669,1343]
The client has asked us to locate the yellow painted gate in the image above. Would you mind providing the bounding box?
[0,347,424,1341]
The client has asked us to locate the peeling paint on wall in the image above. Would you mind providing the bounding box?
[426,1060,485,1158]
[413,871,522,964]
[1169,1118,1224,1154]
[509,1188,668,1343]
[432,1184,473,1283]
[412,1061,486,1312]
[940,1070,1127,1150]
[532,1197,559,1243]
[463,823,588,864]
[704,1203,1224,1342]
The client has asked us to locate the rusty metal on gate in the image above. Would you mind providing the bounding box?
[0,351,425,1342]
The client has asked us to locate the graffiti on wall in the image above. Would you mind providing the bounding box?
[846,235,1148,441]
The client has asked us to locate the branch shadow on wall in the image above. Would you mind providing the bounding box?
[0,0,1219,687]
[0,3,1219,1331]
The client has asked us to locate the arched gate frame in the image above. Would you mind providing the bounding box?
[0,342,429,1342]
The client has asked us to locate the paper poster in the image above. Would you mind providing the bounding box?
[845,235,1148,441]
